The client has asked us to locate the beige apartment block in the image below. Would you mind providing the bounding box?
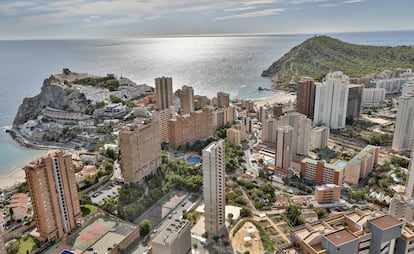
[155,76,174,110]
[344,145,379,185]
[152,219,191,254]
[168,109,215,149]
[217,92,230,108]
[120,119,162,183]
[314,184,341,204]
[153,106,175,143]
[176,85,194,114]
[24,151,81,242]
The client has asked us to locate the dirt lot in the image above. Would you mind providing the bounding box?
[231,221,264,254]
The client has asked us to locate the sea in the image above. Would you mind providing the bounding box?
[1,30,414,178]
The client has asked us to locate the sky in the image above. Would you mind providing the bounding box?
[0,0,413,39]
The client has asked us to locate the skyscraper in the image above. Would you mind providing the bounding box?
[176,85,194,114]
[203,140,225,236]
[314,72,349,129]
[296,78,316,118]
[278,112,311,156]
[274,126,293,174]
[346,84,363,118]
[155,77,174,110]
[24,151,81,242]
[392,91,414,151]
[120,119,162,183]
[404,139,414,198]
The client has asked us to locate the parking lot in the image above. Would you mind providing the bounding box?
[89,182,123,204]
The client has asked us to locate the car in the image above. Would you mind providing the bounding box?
[168,214,172,219]
[86,247,93,251]
[181,201,187,207]
[173,210,177,214]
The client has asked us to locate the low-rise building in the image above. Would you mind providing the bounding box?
[75,165,97,188]
[292,209,403,254]
[9,193,32,222]
[300,158,344,186]
[314,184,340,204]
[301,209,318,223]
[344,145,379,185]
[152,219,191,254]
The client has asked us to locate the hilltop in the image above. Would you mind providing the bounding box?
[261,35,414,86]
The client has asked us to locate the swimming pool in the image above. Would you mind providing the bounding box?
[187,156,201,164]
[267,159,275,164]
[335,161,347,167]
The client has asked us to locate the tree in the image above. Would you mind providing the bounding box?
[213,235,220,243]
[240,207,252,217]
[282,175,290,186]
[105,148,117,160]
[193,243,198,250]
[285,204,305,227]
[227,213,234,223]
[6,240,19,254]
[315,208,327,219]
[79,194,92,205]
[139,219,151,236]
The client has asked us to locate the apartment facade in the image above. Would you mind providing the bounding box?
[119,119,162,183]
[217,92,230,108]
[310,126,330,149]
[344,145,380,185]
[24,151,81,242]
[274,126,293,174]
[168,109,215,149]
[314,184,340,204]
[300,158,344,186]
[314,72,349,129]
[346,84,363,118]
[152,219,191,254]
[296,78,316,118]
[203,140,226,236]
[153,106,175,143]
[278,112,311,156]
[362,88,386,106]
[392,91,414,151]
[176,85,194,114]
[155,76,174,110]
[262,118,279,145]
[226,124,246,148]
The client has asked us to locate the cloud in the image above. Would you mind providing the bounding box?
[216,8,284,20]
[224,6,257,12]
[242,0,282,5]
[287,0,329,4]
[319,3,338,7]
[344,0,366,3]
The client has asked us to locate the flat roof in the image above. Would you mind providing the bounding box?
[302,158,344,171]
[370,215,401,230]
[324,229,358,246]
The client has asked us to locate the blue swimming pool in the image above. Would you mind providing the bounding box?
[268,159,275,164]
[187,156,201,164]
[335,161,347,167]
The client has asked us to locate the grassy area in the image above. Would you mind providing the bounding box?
[81,204,98,217]
[17,236,37,254]
[186,211,204,226]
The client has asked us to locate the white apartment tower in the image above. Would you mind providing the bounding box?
[202,140,225,236]
[314,72,349,129]
[392,91,414,151]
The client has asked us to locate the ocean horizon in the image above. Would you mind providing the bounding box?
[1,30,414,179]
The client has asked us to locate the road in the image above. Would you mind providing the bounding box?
[90,182,122,204]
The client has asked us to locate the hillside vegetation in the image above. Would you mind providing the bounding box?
[261,35,414,86]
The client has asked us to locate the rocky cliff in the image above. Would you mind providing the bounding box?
[13,76,93,126]
[262,35,414,86]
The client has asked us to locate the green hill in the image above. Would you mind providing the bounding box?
[261,35,414,86]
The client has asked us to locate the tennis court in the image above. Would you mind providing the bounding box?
[72,218,116,250]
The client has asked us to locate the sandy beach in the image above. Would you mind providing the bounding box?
[0,168,26,190]
[252,90,296,108]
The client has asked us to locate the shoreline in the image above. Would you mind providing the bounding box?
[0,167,26,191]
[251,90,296,108]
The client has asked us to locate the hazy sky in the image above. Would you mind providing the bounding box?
[0,0,413,39]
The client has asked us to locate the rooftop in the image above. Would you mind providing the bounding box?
[347,145,379,167]
[302,158,344,172]
[369,215,401,230]
[324,229,358,246]
[153,219,190,245]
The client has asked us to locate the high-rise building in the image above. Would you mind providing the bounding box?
[24,151,81,242]
[152,218,191,254]
[274,126,293,174]
[203,140,225,236]
[0,225,5,254]
[217,92,230,108]
[153,106,175,143]
[226,124,246,148]
[310,126,330,149]
[346,84,363,118]
[120,119,162,183]
[278,112,311,156]
[300,158,344,186]
[155,77,174,110]
[273,104,283,117]
[244,117,253,133]
[213,106,235,129]
[404,140,414,198]
[168,109,215,149]
[176,85,194,114]
[392,91,414,151]
[258,106,267,123]
[262,118,279,145]
[344,145,380,185]
[314,72,349,129]
[402,82,414,95]
[362,88,386,106]
[296,78,316,118]
[194,95,208,110]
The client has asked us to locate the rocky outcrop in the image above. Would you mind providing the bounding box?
[13,76,94,126]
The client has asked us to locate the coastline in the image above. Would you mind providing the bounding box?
[252,90,296,108]
[0,167,26,190]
